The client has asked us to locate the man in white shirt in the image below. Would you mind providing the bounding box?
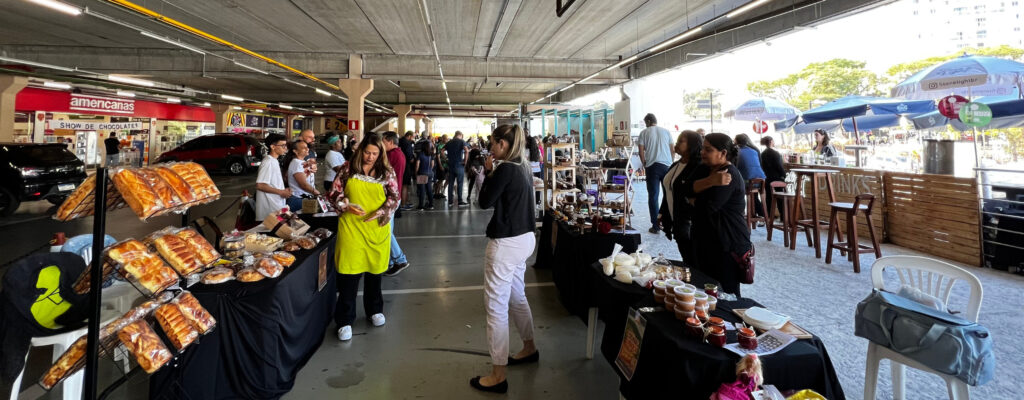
[637,113,674,233]
[255,134,291,219]
[323,135,346,193]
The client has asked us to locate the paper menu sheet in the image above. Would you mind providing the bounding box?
[724,329,796,357]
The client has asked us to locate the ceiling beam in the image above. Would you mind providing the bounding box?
[485,0,524,58]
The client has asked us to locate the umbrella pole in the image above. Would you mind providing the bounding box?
[852,116,860,146]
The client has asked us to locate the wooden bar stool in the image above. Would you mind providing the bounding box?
[745,178,769,231]
[766,181,812,249]
[790,168,842,258]
[825,193,883,273]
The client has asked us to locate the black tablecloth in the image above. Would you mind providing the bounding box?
[535,212,642,319]
[149,216,338,400]
[591,262,846,400]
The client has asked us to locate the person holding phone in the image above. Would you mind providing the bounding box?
[683,133,751,297]
[327,133,399,342]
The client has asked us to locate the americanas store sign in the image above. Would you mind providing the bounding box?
[69,94,135,114]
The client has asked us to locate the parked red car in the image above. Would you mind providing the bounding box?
[155,134,266,175]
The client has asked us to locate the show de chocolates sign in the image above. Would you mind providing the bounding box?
[69,93,135,114]
[47,120,145,131]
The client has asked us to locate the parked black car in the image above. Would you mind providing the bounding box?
[0,143,87,216]
[155,134,267,175]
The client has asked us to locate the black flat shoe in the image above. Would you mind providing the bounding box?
[470,376,508,393]
[507,351,539,366]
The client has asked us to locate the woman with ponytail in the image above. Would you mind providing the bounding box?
[471,124,537,393]
[683,133,752,297]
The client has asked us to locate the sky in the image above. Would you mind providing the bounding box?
[568,0,1016,115]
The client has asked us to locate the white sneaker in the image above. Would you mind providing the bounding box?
[371,313,386,327]
[338,325,352,341]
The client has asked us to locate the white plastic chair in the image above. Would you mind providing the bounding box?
[863,255,984,400]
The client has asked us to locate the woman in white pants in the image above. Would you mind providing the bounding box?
[471,124,538,394]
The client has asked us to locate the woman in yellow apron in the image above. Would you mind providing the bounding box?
[327,133,399,342]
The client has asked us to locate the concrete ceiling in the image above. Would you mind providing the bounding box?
[0,0,887,115]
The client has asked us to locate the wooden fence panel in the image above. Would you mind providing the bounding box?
[884,171,981,266]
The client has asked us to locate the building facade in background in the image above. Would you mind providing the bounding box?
[911,0,1024,49]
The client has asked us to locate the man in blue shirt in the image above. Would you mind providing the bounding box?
[637,113,674,233]
[446,131,470,206]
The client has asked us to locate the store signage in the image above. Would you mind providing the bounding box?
[47,121,144,131]
[265,117,278,128]
[293,119,303,130]
[959,102,992,127]
[246,115,263,128]
[921,74,988,91]
[938,95,969,119]
[753,120,768,134]
[229,113,244,127]
[348,120,359,131]
[69,94,135,114]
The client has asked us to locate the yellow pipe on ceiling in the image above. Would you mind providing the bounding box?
[103,0,342,91]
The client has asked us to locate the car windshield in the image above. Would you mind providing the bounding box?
[3,145,79,165]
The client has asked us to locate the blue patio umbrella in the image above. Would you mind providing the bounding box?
[725,97,800,121]
[891,54,1024,100]
[800,95,936,144]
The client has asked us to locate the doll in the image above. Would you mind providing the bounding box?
[710,354,763,400]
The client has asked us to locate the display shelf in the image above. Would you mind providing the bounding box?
[542,142,578,212]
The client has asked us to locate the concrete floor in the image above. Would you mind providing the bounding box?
[6,173,1022,400]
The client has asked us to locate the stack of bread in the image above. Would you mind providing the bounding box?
[106,239,179,295]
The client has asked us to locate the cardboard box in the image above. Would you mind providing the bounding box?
[262,212,310,240]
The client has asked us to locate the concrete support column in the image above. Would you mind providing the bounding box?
[413,115,422,136]
[338,55,373,142]
[425,118,433,136]
[211,103,231,134]
[0,75,28,143]
[394,104,411,135]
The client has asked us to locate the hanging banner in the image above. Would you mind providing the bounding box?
[46,121,145,131]
[265,117,278,128]
[228,112,244,127]
[246,115,263,128]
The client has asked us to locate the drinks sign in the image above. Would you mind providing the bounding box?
[959,102,992,127]
[69,94,135,114]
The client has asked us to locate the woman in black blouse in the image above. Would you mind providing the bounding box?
[659,130,703,266]
[760,136,787,217]
[684,133,752,297]
[471,124,537,394]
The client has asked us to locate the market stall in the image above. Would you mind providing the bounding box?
[590,261,846,400]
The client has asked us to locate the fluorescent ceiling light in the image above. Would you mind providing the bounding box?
[446,97,451,103]
[0,56,74,72]
[546,92,557,98]
[388,80,401,88]
[558,84,576,92]
[233,106,242,110]
[202,102,211,106]
[441,81,447,90]
[536,97,545,103]
[727,0,770,19]
[116,91,135,97]
[254,109,263,113]
[283,78,307,88]
[234,61,268,75]
[42,81,71,90]
[107,75,155,87]
[166,97,180,103]
[315,88,331,96]
[140,31,205,54]
[608,55,639,70]
[27,0,81,16]
[278,104,293,109]
[313,110,323,115]
[649,27,704,53]
[578,72,600,83]
[221,94,244,102]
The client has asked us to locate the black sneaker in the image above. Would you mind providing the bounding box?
[458,201,469,206]
[384,262,410,277]
[648,226,660,234]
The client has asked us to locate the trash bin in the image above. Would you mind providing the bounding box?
[922,139,955,175]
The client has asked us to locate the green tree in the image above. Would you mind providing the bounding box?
[745,59,885,110]
[886,45,1024,83]
[682,88,723,120]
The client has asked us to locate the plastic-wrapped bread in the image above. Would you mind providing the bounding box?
[236,268,264,282]
[174,292,216,334]
[175,228,220,266]
[117,320,172,373]
[55,174,95,221]
[155,303,199,350]
[111,168,165,220]
[137,168,182,214]
[201,267,233,284]
[152,232,203,276]
[167,162,220,203]
[152,166,197,205]
[255,258,283,278]
[107,239,179,295]
[40,336,86,389]
[271,251,295,267]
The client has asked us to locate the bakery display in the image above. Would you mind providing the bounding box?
[174,292,216,334]
[202,267,234,284]
[106,239,179,295]
[271,251,295,267]
[137,168,182,212]
[153,166,197,205]
[117,320,172,373]
[111,168,166,220]
[244,233,283,253]
[167,162,220,203]
[40,336,89,389]
[176,228,220,266]
[236,268,265,282]
[55,174,95,221]
[155,303,199,350]
[152,232,203,276]
[255,258,283,278]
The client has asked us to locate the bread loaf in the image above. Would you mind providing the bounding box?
[111,168,164,219]
[153,233,203,275]
[176,228,220,265]
[155,304,199,350]
[153,166,196,204]
[40,337,86,389]
[137,168,181,212]
[175,292,216,334]
[55,175,95,221]
[168,162,220,202]
[117,320,172,373]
